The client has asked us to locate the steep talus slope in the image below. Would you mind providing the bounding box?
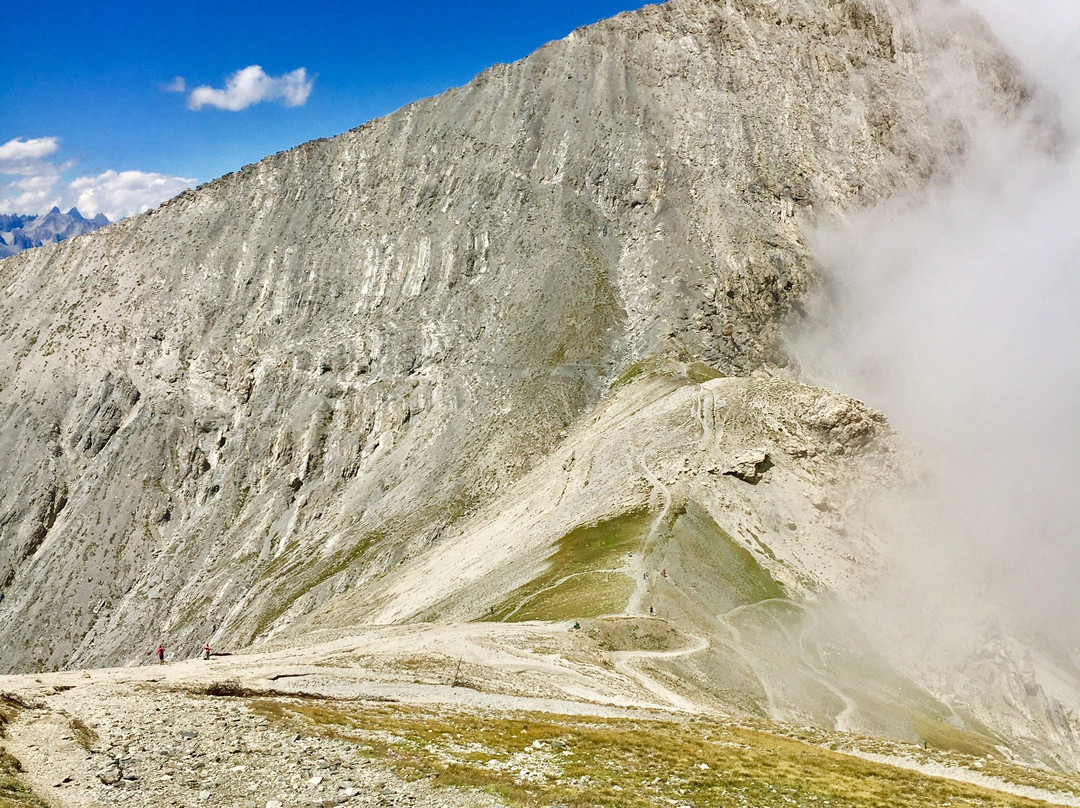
[0,0,1027,706]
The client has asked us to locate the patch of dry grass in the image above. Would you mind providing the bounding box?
[487,509,651,622]
[195,679,328,700]
[0,696,47,808]
[611,356,724,392]
[66,715,98,752]
[246,698,1060,808]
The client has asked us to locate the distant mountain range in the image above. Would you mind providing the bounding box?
[0,207,109,258]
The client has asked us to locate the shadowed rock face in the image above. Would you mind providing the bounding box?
[0,0,1024,678]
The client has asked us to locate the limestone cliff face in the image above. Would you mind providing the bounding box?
[0,0,1023,676]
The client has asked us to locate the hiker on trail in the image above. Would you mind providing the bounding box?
[156,644,165,664]
[203,643,211,660]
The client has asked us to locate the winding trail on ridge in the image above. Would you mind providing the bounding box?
[765,607,858,732]
[717,598,860,731]
[607,627,710,714]
[715,599,787,718]
[501,568,625,621]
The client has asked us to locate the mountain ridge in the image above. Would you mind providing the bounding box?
[2,0,1075,771]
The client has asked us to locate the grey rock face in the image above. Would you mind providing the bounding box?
[0,0,1025,674]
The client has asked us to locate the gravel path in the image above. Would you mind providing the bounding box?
[6,682,507,808]
[0,621,672,808]
[843,750,1080,808]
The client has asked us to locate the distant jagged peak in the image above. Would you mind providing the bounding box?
[0,206,110,258]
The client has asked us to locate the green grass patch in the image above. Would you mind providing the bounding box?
[0,749,46,808]
[505,572,634,622]
[912,715,1001,759]
[611,355,725,393]
[247,698,1056,808]
[686,360,726,384]
[669,501,786,614]
[486,508,652,622]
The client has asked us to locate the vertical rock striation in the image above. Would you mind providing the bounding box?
[0,0,1026,673]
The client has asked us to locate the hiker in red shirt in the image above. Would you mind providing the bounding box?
[203,643,211,660]
[156,644,165,664]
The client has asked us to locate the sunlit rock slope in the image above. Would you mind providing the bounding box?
[4,0,1071,770]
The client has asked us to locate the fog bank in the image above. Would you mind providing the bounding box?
[790,0,1080,651]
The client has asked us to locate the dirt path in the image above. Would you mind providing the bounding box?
[841,750,1080,808]
[765,604,859,733]
[714,600,786,718]
[608,631,710,714]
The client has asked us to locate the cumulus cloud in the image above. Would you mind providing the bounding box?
[788,0,1080,652]
[0,137,194,221]
[186,65,314,111]
[67,170,196,221]
[0,174,63,213]
[0,137,62,175]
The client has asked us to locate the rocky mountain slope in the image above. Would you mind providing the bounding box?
[0,208,109,259]
[2,0,1073,773]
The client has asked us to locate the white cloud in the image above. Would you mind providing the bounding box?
[0,137,62,175]
[789,0,1080,650]
[0,174,62,214]
[67,170,195,221]
[0,137,194,221]
[161,76,186,93]
[0,136,60,163]
[187,65,314,111]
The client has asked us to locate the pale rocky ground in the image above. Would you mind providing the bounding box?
[0,623,689,808]
[4,623,1080,808]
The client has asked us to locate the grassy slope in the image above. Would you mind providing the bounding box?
[487,508,654,622]
[248,696,1063,808]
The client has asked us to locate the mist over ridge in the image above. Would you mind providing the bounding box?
[790,0,1080,652]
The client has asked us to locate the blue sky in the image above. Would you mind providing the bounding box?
[1,0,647,220]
